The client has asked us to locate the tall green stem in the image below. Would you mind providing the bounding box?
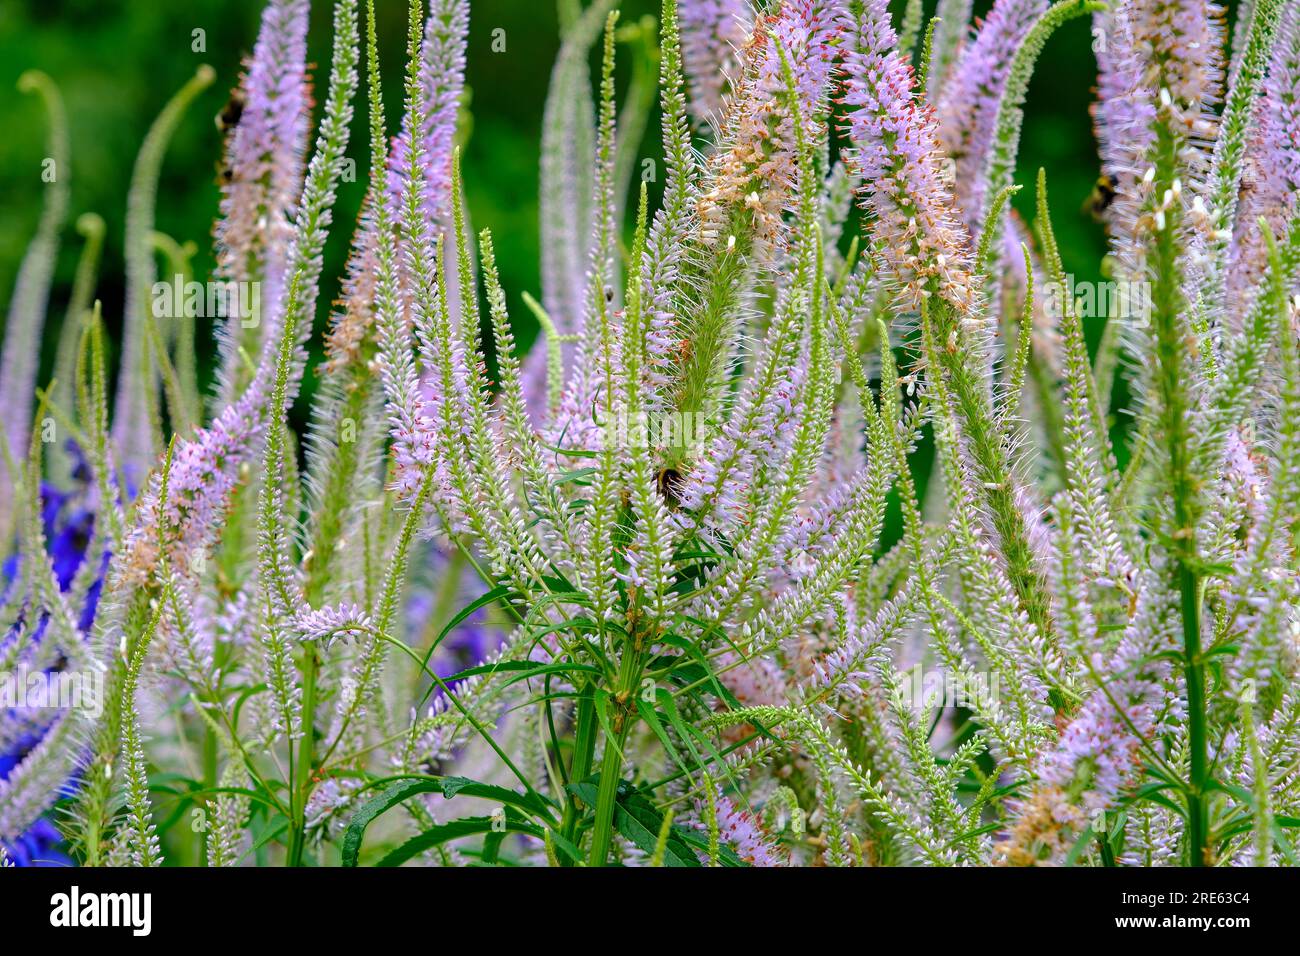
[588,638,644,866]
[1148,119,1208,865]
[1181,566,1207,865]
[287,647,319,867]
[588,721,630,866]
[559,685,598,864]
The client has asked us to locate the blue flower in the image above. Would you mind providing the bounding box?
[1,441,105,867]
[0,819,72,868]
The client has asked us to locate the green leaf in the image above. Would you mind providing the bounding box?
[342,779,443,867]
[435,659,600,684]
[636,694,692,779]
[567,779,705,867]
[378,812,543,867]
[439,776,553,817]
[417,657,602,711]
[342,776,551,866]
[612,790,701,868]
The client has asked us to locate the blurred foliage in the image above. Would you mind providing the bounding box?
[0,0,1200,413]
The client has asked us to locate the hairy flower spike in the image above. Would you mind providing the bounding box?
[679,0,755,127]
[937,0,1046,224]
[1228,2,1300,308]
[1093,0,1225,284]
[0,72,69,535]
[697,789,788,866]
[294,603,373,646]
[385,0,469,245]
[215,0,312,323]
[697,1,840,262]
[840,0,976,311]
[121,376,268,584]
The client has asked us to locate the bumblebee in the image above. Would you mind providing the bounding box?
[216,89,247,135]
[213,89,248,186]
[1238,168,1258,205]
[1083,172,1118,221]
[655,466,684,507]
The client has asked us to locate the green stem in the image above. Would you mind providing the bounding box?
[1182,565,1207,865]
[588,639,643,866]
[1098,833,1116,867]
[559,684,598,863]
[588,723,629,867]
[288,646,319,867]
[1147,113,1208,864]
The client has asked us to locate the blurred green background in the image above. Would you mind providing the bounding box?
[0,0,1244,411]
